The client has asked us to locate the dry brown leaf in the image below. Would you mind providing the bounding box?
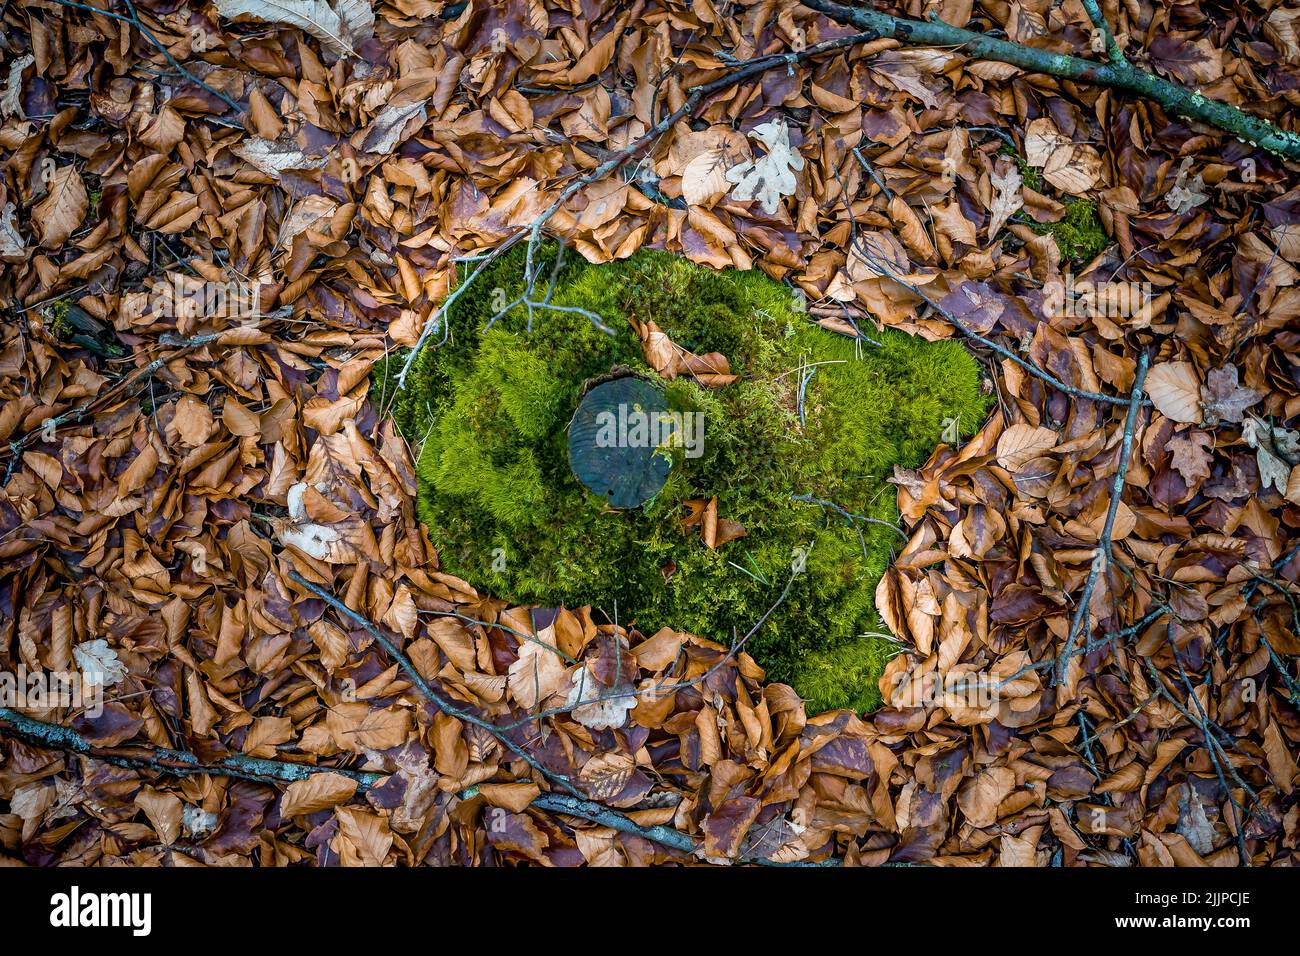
[33,164,87,248]
[996,424,1058,471]
[1146,361,1203,424]
[280,772,359,816]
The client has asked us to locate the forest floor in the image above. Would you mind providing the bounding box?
[1,0,1300,866]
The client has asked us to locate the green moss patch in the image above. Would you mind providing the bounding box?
[381,246,989,713]
[1033,197,1108,264]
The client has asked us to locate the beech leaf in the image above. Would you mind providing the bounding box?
[1200,364,1261,426]
[33,164,87,249]
[1146,361,1203,424]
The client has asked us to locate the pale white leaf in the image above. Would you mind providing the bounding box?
[987,159,1022,239]
[725,120,804,215]
[1166,157,1210,214]
[215,0,373,58]
[1244,416,1300,494]
[73,639,128,688]
[2,54,33,119]
[0,202,27,259]
[231,137,327,179]
[566,667,635,730]
[358,99,427,154]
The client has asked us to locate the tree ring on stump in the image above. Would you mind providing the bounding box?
[568,376,673,509]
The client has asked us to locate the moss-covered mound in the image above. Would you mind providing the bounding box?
[381,246,988,712]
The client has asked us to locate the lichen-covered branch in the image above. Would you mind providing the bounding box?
[804,0,1300,162]
[0,706,384,789]
[0,708,833,866]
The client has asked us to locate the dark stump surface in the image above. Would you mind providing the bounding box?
[568,377,673,509]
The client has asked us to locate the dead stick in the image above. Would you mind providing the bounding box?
[0,707,826,866]
[1054,350,1150,686]
[0,706,383,789]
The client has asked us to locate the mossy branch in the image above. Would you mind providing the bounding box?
[804,0,1300,162]
[0,706,384,789]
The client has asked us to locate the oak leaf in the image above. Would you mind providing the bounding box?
[987,158,1023,239]
[1165,429,1213,484]
[725,120,804,215]
[1200,364,1260,426]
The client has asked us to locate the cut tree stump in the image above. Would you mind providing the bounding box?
[568,376,672,509]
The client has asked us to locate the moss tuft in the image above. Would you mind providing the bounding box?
[1034,197,1108,264]
[380,246,989,713]
[47,300,71,338]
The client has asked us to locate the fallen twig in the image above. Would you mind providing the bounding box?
[288,570,588,799]
[530,792,840,867]
[1158,638,1263,866]
[1053,351,1150,686]
[0,706,383,789]
[850,235,1142,408]
[47,0,242,113]
[0,707,831,866]
[2,327,262,484]
[791,492,908,539]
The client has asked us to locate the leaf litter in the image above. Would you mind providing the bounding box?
[0,0,1299,868]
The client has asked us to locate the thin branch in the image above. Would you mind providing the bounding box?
[2,328,260,484]
[1243,575,1300,703]
[850,236,1142,407]
[396,27,884,387]
[1158,641,1261,866]
[1,707,832,865]
[0,706,384,789]
[791,492,908,539]
[1053,351,1150,686]
[530,793,840,867]
[287,571,587,799]
[851,146,894,200]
